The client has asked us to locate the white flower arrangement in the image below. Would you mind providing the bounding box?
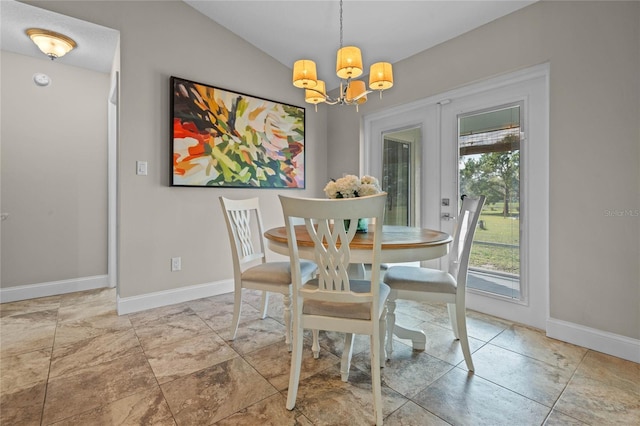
[323,175,382,199]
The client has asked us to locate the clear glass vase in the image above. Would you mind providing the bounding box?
[344,218,368,233]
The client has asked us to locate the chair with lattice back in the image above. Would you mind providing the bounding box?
[220,197,317,351]
[279,193,388,426]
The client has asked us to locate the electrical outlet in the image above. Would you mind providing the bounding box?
[171,257,181,271]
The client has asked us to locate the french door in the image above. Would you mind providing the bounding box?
[364,65,549,329]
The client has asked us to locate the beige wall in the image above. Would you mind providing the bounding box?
[1,51,109,286]
[23,0,327,299]
[327,1,640,339]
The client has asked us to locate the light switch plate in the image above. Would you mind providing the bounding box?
[136,161,148,175]
[171,257,181,271]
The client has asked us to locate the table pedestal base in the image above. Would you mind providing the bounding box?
[385,298,427,358]
[393,324,426,351]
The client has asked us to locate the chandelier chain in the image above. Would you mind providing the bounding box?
[339,0,343,48]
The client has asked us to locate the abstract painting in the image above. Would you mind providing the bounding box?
[171,76,305,188]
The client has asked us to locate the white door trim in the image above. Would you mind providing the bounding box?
[108,71,119,289]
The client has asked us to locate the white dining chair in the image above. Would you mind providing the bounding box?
[220,197,317,351]
[280,193,389,426]
[383,195,485,371]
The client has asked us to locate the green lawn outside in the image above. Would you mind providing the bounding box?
[470,202,520,274]
[470,245,519,274]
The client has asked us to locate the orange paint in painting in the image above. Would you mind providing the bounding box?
[173,119,211,145]
[173,119,215,176]
[240,150,253,164]
[248,106,266,121]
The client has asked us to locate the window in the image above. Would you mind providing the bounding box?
[382,128,420,226]
[458,104,522,299]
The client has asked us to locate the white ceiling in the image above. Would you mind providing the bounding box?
[1,0,536,81]
[184,0,537,89]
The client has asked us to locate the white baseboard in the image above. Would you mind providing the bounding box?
[547,317,640,363]
[116,279,234,315]
[0,275,109,303]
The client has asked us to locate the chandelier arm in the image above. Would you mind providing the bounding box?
[306,87,327,97]
[351,90,373,102]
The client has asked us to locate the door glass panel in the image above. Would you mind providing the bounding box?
[458,104,521,299]
[382,128,419,226]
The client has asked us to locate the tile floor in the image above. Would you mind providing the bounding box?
[1,287,638,425]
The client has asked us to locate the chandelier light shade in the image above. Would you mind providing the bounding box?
[26,28,77,60]
[292,0,393,111]
[292,59,318,88]
[369,62,394,91]
[305,80,327,105]
[336,46,363,79]
[346,80,367,105]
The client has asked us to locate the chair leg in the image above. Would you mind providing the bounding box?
[312,329,320,359]
[370,332,384,426]
[286,320,304,410]
[448,303,460,340]
[230,288,243,340]
[385,298,397,359]
[379,304,387,363]
[283,292,292,351]
[454,303,475,372]
[341,333,355,382]
[260,291,269,319]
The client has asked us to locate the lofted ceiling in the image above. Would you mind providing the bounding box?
[1,0,536,82]
[184,0,537,89]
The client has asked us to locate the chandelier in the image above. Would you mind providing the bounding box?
[26,28,77,60]
[292,0,394,111]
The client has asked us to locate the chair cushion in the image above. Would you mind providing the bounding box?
[301,280,391,320]
[383,266,457,294]
[242,260,316,285]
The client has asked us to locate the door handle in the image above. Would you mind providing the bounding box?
[441,213,455,221]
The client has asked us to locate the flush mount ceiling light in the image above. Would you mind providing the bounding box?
[26,28,77,60]
[292,0,394,112]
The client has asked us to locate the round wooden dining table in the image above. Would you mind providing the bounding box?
[264,224,452,351]
[264,225,452,264]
